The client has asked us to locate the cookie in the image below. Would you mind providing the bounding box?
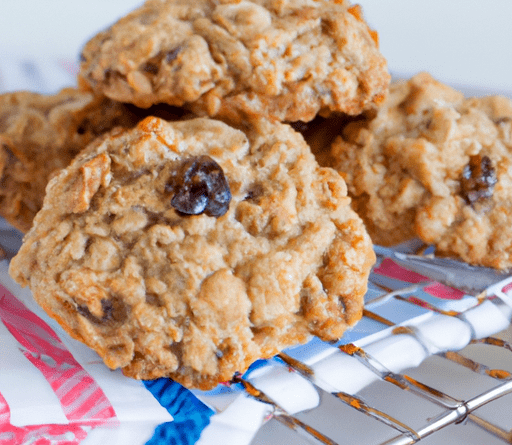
[330,72,512,269]
[9,116,375,389]
[78,0,390,124]
[0,88,139,232]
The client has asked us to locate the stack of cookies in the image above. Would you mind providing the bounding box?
[5,0,510,390]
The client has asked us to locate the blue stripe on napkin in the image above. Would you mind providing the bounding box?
[143,379,215,445]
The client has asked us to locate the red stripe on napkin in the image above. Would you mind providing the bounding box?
[423,283,464,300]
[0,285,117,425]
[373,258,429,283]
[0,390,90,445]
[374,258,465,300]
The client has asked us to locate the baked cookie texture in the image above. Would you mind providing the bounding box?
[330,72,512,269]
[0,88,139,233]
[9,116,375,389]
[78,0,390,123]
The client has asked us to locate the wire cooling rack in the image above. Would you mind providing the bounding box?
[245,249,512,445]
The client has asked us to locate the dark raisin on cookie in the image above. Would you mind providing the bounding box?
[141,47,181,76]
[170,155,231,217]
[165,47,181,64]
[494,117,512,125]
[1,143,21,165]
[77,299,114,324]
[243,183,265,202]
[460,154,497,207]
[76,298,128,325]
[142,62,159,75]
[141,51,165,75]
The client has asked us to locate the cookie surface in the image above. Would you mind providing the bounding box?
[78,0,389,123]
[330,72,512,269]
[10,116,374,389]
[0,88,139,232]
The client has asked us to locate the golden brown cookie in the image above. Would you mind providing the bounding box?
[10,116,374,389]
[78,0,389,124]
[330,72,512,269]
[0,88,139,232]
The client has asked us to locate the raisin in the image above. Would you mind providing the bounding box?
[169,156,231,217]
[1,144,20,164]
[76,297,127,325]
[77,299,114,324]
[104,69,113,82]
[460,154,497,207]
[140,53,163,77]
[139,47,180,77]
[494,117,512,125]
[166,47,181,64]
[142,62,159,75]
[243,183,264,202]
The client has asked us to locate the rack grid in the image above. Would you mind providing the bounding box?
[248,251,512,445]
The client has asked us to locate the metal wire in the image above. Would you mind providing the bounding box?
[248,260,512,445]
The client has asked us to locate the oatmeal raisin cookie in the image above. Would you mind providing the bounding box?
[330,72,512,269]
[78,0,389,124]
[10,116,374,389]
[0,88,138,232]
